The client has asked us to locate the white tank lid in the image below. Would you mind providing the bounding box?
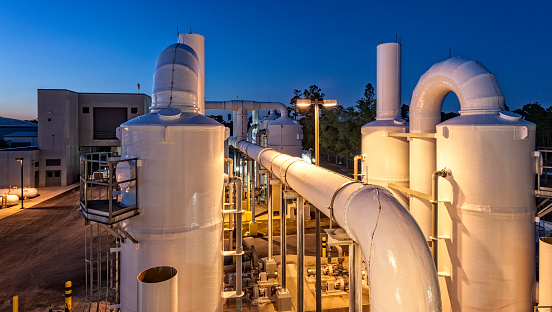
[499,111,522,121]
[158,108,182,120]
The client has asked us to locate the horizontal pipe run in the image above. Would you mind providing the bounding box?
[235,140,441,312]
[205,100,288,117]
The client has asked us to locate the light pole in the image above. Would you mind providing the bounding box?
[296,99,337,166]
[16,158,23,209]
[296,98,337,312]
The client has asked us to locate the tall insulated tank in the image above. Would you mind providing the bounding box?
[267,116,303,157]
[119,41,225,312]
[361,42,409,208]
[435,111,535,311]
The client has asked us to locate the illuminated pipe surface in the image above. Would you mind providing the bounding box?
[235,140,441,312]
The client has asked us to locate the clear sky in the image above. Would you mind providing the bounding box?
[0,0,551,120]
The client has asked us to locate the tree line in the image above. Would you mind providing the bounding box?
[290,84,552,161]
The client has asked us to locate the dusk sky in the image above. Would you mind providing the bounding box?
[0,0,551,120]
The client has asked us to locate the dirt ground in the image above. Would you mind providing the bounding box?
[0,188,90,312]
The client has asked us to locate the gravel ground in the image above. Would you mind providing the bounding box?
[0,188,91,311]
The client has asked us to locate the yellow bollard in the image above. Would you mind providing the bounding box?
[65,281,72,310]
[322,236,327,258]
[12,295,18,312]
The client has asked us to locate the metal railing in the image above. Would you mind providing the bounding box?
[80,152,139,225]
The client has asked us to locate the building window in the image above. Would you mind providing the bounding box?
[93,107,127,140]
[46,159,61,166]
[83,107,90,114]
[131,107,138,114]
[34,162,39,167]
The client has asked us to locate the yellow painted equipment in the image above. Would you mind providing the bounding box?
[65,281,72,310]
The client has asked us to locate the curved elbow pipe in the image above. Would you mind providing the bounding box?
[409,57,505,133]
[236,140,441,312]
[205,100,288,117]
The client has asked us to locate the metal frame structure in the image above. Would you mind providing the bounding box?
[79,152,139,225]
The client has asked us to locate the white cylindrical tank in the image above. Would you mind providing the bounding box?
[361,119,409,208]
[119,109,225,312]
[361,42,409,208]
[435,111,535,312]
[267,116,303,157]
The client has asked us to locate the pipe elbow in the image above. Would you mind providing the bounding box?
[343,186,442,311]
[410,57,505,132]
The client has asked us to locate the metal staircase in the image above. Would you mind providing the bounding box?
[80,152,140,311]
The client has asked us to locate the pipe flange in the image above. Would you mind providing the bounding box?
[268,154,286,176]
[328,181,363,233]
[280,158,303,187]
[340,184,372,240]
[257,148,275,167]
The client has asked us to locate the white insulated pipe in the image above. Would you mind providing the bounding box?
[205,100,289,118]
[178,33,205,115]
[236,140,441,312]
[408,57,505,240]
[376,42,401,120]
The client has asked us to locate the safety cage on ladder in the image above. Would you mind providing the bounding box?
[80,152,139,225]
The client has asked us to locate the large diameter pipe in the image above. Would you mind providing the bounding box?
[137,266,178,312]
[236,141,441,311]
[376,42,401,120]
[205,100,289,117]
[409,57,505,240]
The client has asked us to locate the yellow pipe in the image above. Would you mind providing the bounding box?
[12,296,18,312]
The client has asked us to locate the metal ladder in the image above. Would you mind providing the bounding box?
[84,222,122,312]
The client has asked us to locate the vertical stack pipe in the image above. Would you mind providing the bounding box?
[178,33,205,115]
[361,42,409,208]
[119,39,224,312]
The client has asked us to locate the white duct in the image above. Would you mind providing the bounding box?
[376,42,401,120]
[150,43,199,113]
[235,140,441,312]
[237,106,248,142]
[409,57,505,240]
[540,237,552,311]
[178,33,205,115]
[137,266,178,312]
[205,100,289,117]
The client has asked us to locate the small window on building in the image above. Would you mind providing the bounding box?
[83,107,90,114]
[48,118,51,122]
[131,107,138,114]
[47,171,53,178]
[34,162,39,167]
[46,159,61,166]
[54,171,60,178]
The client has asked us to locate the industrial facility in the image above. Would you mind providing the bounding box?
[0,91,151,188]
[75,32,552,312]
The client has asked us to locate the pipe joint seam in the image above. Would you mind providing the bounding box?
[328,181,363,233]
[280,158,303,187]
[257,148,275,165]
[268,154,287,175]
[340,184,373,241]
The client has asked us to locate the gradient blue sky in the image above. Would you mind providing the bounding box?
[1,0,551,120]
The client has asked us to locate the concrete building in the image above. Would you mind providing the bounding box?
[0,90,151,188]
